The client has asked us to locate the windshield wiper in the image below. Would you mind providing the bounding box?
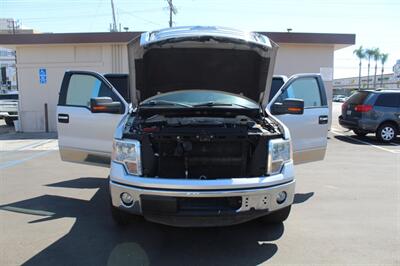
[193,101,252,109]
[140,100,192,108]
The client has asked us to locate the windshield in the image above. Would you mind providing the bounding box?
[140,90,259,109]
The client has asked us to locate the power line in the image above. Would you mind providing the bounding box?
[89,0,105,31]
[122,11,163,27]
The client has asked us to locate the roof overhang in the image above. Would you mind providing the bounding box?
[0,30,355,50]
[260,32,355,50]
[0,32,140,47]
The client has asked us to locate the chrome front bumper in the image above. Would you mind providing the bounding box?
[109,161,295,226]
[0,112,18,118]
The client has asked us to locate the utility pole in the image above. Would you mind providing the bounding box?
[7,19,20,35]
[166,0,177,27]
[110,0,118,31]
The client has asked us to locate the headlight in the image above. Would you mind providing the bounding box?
[112,139,142,176]
[267,139,292,175]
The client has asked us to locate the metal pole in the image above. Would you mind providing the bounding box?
[110,0,117,31]
[167,0,173,27]
[170,8,173,27]
[44,103,49,133]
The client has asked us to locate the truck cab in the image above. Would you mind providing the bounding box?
[57,26,329,227]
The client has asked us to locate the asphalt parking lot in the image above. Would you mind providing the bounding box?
[0,104,399,265]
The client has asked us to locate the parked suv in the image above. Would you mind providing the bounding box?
[339,90,400,142]
[57,26,329,227]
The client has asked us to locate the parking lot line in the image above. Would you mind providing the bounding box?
[330,128,400,154]
[1,139,58,154]
[0,150,55,170]
[15,139,54,151]
[0,206,55,217]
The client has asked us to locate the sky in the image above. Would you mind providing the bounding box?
[1,0,399,79]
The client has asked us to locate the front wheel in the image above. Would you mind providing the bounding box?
[260,205,291,224]
[376,123,397,142]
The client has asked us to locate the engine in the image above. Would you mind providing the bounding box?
[124,113,281,179]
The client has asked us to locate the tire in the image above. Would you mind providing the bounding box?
[376,123,397,142]
[4,117,14,126]
[260,205,291,224]
[353,129,368,137]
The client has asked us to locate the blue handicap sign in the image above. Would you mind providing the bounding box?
[39,68,47,84]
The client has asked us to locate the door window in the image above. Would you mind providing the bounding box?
[269,77,285,102]
[374,93,400,108]
[65,74,121,108]
[276,77,323,108]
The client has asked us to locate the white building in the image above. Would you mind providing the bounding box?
[333,73,400,96]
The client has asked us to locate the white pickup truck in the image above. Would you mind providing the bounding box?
[0,91,19,126]
[57,26,329,227]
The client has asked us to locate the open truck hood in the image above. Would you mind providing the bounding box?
[128,26,278,108]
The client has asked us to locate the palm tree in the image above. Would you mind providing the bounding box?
[365,48,375,89]
[372,48,380,88]
[353,46,365,90]
[380,53,389,87]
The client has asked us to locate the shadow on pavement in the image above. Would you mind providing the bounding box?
[1,177,287,266]
[0,131,58,140]
[334,135,399,146]
[293,192,314,204]
[0,122,14,135]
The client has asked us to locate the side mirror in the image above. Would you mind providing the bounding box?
[271,98,304,115]
[90,97,122,114]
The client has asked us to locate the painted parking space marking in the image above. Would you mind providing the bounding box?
[330,128,400,154]
[0,139,58,169]
[0,150,55,169]
[1,139,58,152]
[0,206,55,217]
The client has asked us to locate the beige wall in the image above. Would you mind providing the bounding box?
[274,43,335,112]
[15,43,128,132]
[14,42,335,132]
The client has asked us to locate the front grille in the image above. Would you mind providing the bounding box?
[156,140,249,179]
[141,195,242,215]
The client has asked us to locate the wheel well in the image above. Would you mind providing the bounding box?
[378,120,399,131]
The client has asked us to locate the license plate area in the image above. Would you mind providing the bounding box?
[346,110,352,115]
[140,195,242,215]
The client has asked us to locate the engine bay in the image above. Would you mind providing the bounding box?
[123,108,282,179]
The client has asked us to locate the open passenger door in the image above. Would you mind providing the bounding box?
[268,74,329,164]
[57,71,129,167]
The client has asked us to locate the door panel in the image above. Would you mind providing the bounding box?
[270,74,329,164]
[57,71,128,167]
